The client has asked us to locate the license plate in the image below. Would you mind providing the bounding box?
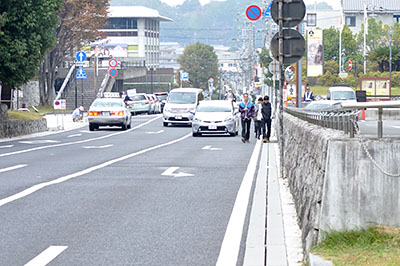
[102,112,110,116]
[175,115,182,120]
[208,124,217,130]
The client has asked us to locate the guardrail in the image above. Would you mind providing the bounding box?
[285,101,400,138]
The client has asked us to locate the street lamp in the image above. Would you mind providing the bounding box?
[389,28,394,81]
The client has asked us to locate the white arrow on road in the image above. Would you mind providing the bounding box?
[146,130,164,134]
[161,167,193,177]
[0,145,14,148]
[202,145,222,151]
[82,144,114,149]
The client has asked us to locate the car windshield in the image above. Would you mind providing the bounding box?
[305,103,330,110]
[132,95,147,101]
[92,101,123,108]
[156,95,168,101]
[197,105,231,112]
[168,92,196,104]
[332,91,356,100]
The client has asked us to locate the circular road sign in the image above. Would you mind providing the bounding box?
[109,68,118,77]
[246,5,262,21]
[209,78,214,83]
[270,29,305,65]
[348,60,352,71]
[285,66,295,81]
[269,60,280,74]
[271,0,306,28]
[109,59,118,68]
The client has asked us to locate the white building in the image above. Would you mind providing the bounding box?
[93,6,172,67]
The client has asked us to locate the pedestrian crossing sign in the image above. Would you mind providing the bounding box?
[76,67,87,79]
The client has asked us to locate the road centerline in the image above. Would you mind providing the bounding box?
[0,115,161,158]
[24,246,68,266]
[0,132,191,208]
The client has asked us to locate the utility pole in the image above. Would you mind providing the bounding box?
[339,0,343,73]
[363,0,368,74]
[278,0,284,178]
[248,22,252,94]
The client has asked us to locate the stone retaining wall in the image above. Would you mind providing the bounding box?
[0,119,47,138]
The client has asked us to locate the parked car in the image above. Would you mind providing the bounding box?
[327,85,357,104]
[163,88,204,126]
[192,100,239,137]
[154,92,169,112]
[148,94,161,114]
[126,93,151,115]
[88,98,132,131]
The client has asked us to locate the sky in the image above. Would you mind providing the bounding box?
[159,0,341,10]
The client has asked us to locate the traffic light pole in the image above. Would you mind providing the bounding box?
[278,0,284,178]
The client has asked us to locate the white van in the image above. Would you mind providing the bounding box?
[327,85,357,104]
[163,88,204,126]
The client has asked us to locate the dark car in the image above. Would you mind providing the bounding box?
[155,92,169,112]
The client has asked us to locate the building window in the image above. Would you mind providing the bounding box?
[394,14,400,23]
[105,31,138,37]
[104,18,137,30]
[307,13,317,27]
[345,16,356,27]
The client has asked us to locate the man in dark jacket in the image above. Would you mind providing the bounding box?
[238,93,255,143]
[261,95,272,143]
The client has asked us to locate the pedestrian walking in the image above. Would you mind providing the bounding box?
[261,96,272,143]
[239,93,255,143]
[254,97,263,139]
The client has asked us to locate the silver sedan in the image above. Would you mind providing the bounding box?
[88,98,132,131]
[192,100,239,137]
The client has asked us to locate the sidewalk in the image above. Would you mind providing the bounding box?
[243,136,303,265]
[45,113,88,131]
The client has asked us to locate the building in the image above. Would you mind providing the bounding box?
[159,42,184,71]
[343,0,400,33]
[93,6,172,67]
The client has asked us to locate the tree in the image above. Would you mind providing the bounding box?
[39,0,109,105]
[0,0,61,106]
[258,47,273,86]
[177,42,219,89]
[323,27,339,62]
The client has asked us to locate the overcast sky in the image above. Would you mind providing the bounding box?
[159,0,341,10]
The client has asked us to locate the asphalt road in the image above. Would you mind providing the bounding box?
[0,114,259,266]
[358,120,400,138]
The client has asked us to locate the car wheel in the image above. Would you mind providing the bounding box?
[163,122,168,127]
[121,123,127,130]
[192,132,200,137]
[89,124,96,131]
[127,120,131,129]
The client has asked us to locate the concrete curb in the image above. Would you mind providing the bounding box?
[308,253,333,266]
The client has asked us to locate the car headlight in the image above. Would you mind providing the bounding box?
[224,117,234,122]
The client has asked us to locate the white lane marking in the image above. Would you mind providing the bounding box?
[161,167,193,177]
[82,144,114,149]
[0,115,161,158]
[80,130,101,134]
[0,145,14,148]
[24,246,68,266]
[0,132,191,208]
[67,134,82,138]
[216,141,262,266]
[393,126,400,129]
[146,130,164,134]
[0,164,27,174]
[19,140,60,144]
[202,145,222,151]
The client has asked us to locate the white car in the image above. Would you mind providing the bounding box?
[88,98,132,131]
[192,100,239,137]
[148,94,161,114]
[327,86,357,104]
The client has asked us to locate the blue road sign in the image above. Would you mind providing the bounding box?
[76,51,87,62]
[265,1,272,19]
[181,72,189,81]
[209,82,214,88]
[76,67,87,79]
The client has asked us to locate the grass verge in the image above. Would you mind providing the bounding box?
[312,226,400,266]
[7,110,44,121]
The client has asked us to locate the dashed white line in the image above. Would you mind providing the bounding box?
[82,144,114,149]
[24,246,68,266]
[19,140,60,144]
[0,115,161,158]
[0,132,190,208]
[216,141,262,266]
[202,145,222,151]
[0,145,14,148]
[0,164,27,174]
[67,134,82,138]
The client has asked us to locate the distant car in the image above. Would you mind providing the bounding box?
[155,92,169,112]
[327,85,357,104]
[148,94,161,114]
[88,98,132,131]
[126,93,151,115]
[192,100,239,137]
[304,100,342,111]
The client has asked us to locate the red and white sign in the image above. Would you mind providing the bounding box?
[54,99,66,110]
[109,68,118,77]
[109,58,118,68]
[209,78,214,83]
[348,60,352,71]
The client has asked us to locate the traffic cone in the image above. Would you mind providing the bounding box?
[361,108,366,120]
